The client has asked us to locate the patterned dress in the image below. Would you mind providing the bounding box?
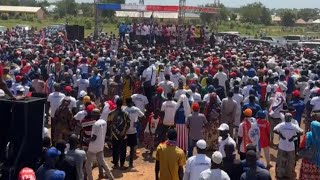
[203,93,220,151]
[299,121,320,180]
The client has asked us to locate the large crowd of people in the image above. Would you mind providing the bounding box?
[0,22,320,180]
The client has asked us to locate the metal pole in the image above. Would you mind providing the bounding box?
[177,0,186,47]
[94,0,99,38]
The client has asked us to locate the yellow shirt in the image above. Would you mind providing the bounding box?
[156,143,186,180]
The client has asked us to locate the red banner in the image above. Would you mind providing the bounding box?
[146,5,179,12]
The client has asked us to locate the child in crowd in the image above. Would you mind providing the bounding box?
[256,110,271,167]
[144,109,161,154]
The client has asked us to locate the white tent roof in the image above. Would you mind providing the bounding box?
[313,19,320,24]
[115,11,199,19]
[0,6,42,13]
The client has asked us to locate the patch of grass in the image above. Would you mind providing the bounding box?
[0,18,118,37]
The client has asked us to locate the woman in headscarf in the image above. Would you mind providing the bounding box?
[299,113,320,180]
[174,94,191,152]
[203,92,221,150]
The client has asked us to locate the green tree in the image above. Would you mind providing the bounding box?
[230,13,237,21]
[79,3,94,17]
[0,0,19,5]
[297,8,320,21]
[239,2,271,25]
[280,10,296,26]
[200,3,229,24]
[56,0,78,18]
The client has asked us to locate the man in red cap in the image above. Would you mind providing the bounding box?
[186,102,208,157]
[10,75,23,96]
[64,86,77,114]
[289,90,305,127]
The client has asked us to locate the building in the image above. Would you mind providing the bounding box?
[115,11,200,20]
[295,19,307,25]
[271,15,281,24]
[0,6,45,19]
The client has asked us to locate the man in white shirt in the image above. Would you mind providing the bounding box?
[232,86,244,132]
[218,124,236,158]
[310,89,320,112]
[184,140,211,180]
[273,113,303,179]
[47,83,65,119]
[142,60,156,100]
[199,151,230,180]
[74,74,89,98]
[131,87,149,112]
[102,73,110,98]
[214,66,228,90]
[158,74,174,98]
[63,86,77,114]
[85,109,114,180]
[160,93,177,141]
[124,97,145,167]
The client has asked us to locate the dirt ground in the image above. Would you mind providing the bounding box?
[91,136,302,180]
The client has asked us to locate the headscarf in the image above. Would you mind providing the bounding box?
[306,121,320,168]
[175,94,191,117]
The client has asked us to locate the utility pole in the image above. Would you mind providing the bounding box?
[177,0,186,46]
[139,0,145,19]
[94,0,100,38]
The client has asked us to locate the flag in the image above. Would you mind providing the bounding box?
[269,87,285,116]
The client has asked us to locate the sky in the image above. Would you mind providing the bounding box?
[68,0,319,9]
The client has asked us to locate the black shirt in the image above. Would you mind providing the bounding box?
[56,155,77,180]
[222,157,242,180]
[240,167,271,180]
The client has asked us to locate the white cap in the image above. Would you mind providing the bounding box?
[0,89,5,97]
[211,151,223,164]
[64,96,71,101]
[79,90,87,98]
[16,85,25,92]
[196,139,207,150]
[218,123,229,131]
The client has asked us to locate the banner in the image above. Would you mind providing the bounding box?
[97,3,218,14]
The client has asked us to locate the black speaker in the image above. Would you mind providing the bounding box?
[0,97,46,179]
[66,25,84,41]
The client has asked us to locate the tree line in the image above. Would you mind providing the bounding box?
[1,0,320,27]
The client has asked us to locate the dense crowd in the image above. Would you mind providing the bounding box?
[0,23,320,180]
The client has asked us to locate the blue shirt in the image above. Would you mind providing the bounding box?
[289,99,305,123]
[241,159,266,172]
[242,102,262,118]
[119,24,127,33]
[175,104,186,124]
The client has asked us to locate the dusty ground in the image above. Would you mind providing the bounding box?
[92,137,302,180]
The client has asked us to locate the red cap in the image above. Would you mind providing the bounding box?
[292,90,300,97]
[192,103,200,111]
[64,86,72,93]
[156,86,163,93]
[15,75,22,82]
[230,72,237,78]
[18,167,36,180]
[317,88,320,95]
[86,105,95,113]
